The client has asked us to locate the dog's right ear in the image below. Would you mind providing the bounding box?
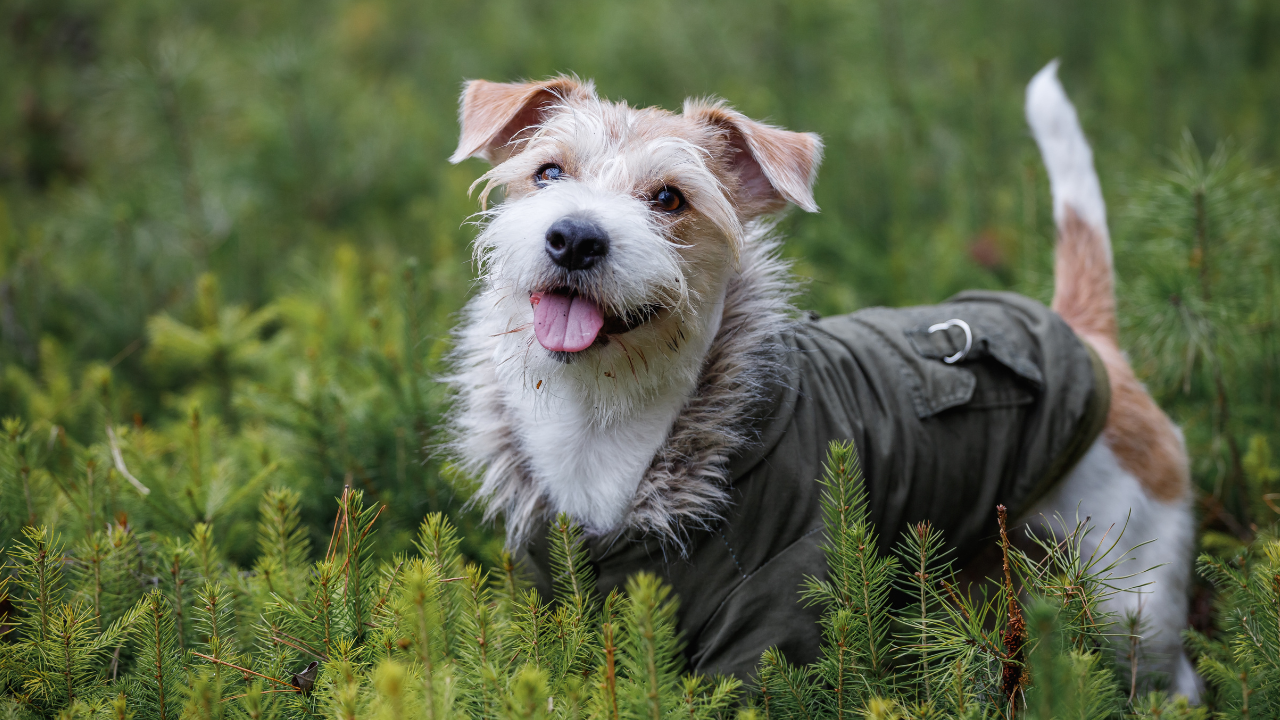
[449,77,595,165]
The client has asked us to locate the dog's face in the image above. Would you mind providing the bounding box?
[451,77,822,419]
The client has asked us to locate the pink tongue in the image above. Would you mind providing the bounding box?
[531,291,604,352]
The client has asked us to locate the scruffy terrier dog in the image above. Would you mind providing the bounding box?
[446,62,1198,697]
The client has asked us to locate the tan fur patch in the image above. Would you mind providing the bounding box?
[1053,206,1189,502]
[1051,209,1117,342]
[1094,341,1190,502]
[450,76,596,164]
[683,99,823,215]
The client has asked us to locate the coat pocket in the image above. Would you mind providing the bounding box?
[903,312,1041,413]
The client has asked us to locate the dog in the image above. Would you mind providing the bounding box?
[444,62,1198,697]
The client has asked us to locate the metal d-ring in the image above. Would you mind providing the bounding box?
[927,318,973,364]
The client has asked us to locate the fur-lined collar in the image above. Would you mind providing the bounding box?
[446,228,796,548]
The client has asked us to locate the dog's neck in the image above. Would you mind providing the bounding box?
[507,290,727,535]
[448,228,795,548]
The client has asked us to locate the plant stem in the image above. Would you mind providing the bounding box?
[192,652,300,691]
[917,523,930,704]
[153,598,168,720]
[414,584,437,720]
[603,620,619,720]
[997,506,1026,712]
[170,553,185,651]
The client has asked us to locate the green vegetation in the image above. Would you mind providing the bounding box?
[0,439,1268,719]
[1,0,1279,717]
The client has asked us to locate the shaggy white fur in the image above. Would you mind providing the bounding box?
[1026,60,1110,252]
[1021,439,1201,699]
[446,227,794,547]
[445,81,811,547]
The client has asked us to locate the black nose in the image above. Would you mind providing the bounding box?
[545,216,609,270]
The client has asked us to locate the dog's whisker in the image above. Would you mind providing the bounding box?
[490,324,532,337]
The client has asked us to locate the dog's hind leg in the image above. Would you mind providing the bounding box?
[1024,439,1199,698]
[1023,61,1200,699]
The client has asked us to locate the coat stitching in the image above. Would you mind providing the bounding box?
[694,525,826,653]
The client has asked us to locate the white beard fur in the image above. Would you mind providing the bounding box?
[445,225,794,548]
[510,290,726,532]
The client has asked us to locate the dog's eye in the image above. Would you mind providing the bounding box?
[652,186,685,213]
[534,163,564,185]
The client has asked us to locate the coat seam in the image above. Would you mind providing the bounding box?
[720,531,747,578]
[694,525,825,651]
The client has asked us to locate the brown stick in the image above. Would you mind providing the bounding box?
[192,652,300,691]
[997,505,1027,715]
[272,635,327,662]
[221,688,297,703]
[337,503,387,577]
[325,486,350,563]
[939,580,971,623]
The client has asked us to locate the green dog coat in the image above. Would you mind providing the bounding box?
[520,289,1109,682]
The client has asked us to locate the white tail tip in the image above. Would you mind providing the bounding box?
[1025,60,1108,238]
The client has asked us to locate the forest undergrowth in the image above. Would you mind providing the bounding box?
[8,440,1277,720]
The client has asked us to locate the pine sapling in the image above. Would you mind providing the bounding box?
[336,488,384,645]
[594,590,624,720]
[544,515,599,689]
[11,525,67,646]
[190,523,222,584]
[801,441,896,701]
[159,538,192,651]
[254,487,311,602]
[505,665,551,720]
[757,648,819,720]
[373,659,411,720]
[398,558,451,720]
[617,573,682,720]
[416,513,466,659]
[893,520,951,707]
[193,580,237,685]
[510,588,549,672]
[123,590,186,720]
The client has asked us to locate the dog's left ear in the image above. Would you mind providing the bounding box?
[685,100,823,215]
[450,76,596,165]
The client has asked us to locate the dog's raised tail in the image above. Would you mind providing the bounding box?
[1026,60,1117,344]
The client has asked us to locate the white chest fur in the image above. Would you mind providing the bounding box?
[510,387,689,532]
[504,292,726,533]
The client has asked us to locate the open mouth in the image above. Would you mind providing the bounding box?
[530,288,661,353]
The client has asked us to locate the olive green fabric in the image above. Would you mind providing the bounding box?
[520,290,1109,683]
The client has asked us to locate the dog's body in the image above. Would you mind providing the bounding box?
[447,63,1198,697]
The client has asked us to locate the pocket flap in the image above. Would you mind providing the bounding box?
[907,358,977,417]
[905,321,1044,390]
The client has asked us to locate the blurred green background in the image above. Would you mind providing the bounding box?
[1,0,1277,581]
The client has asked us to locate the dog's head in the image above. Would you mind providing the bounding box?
[451,77,822,417]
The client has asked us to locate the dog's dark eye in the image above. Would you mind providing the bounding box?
[535,163,564,185]
[653,186,685,213]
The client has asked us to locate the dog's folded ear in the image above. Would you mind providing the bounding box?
[686,99,824,212]
[450,77,596,165]
[684,100,823,215]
